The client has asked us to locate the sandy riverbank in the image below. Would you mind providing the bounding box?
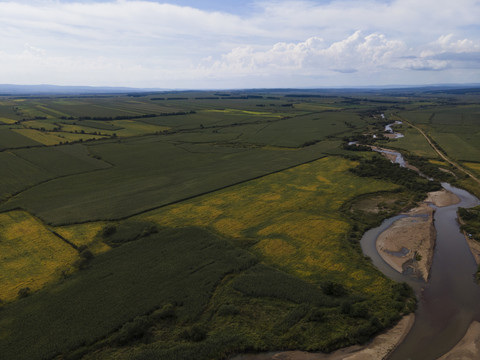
[426,189,460,207]
[376,203,435,281]
[466,237,480,265]
[231,315,415,360]
[376,189,460,281]
[437,321,480,359]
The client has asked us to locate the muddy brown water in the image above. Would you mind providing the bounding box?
[384,183,480,360]
[361,182,480,359]
[360,147,480,359]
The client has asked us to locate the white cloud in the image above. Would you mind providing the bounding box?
[203,31,407,77]
[405,34,480,71]
[0,0,479,87]
[432,34,480,53]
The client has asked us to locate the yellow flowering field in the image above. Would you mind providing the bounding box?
[0,211,78,302]
[139,156,399,289]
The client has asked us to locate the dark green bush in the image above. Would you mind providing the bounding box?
[217,304,240,317]
[111,316,151,346]
[308,308,327,322]
[18,287,31,299]
[102,225,117,237]
[321,281,346,297]
[180,325,207,342]
[101,221,159,247]
[232,264,334,307]
[151,304,176,321]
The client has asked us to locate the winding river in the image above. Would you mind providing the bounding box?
[232,126,480,359]
[369,123,480,357]
[362,148,480,359]
[385,120,405,139]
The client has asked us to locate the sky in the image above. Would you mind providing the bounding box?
[0,0,479,89]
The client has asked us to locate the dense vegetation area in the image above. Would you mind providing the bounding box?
[0,88,479,359]
[458,206,480,282]
[459,206,480,244]
[350,155,442,197]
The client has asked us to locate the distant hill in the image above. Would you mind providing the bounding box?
[0,83,479,96]
[0,84,168,95]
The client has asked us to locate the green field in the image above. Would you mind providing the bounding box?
[0,227,256,360]
[398,104,480,161]
[0,128,41,150]
[386,122,439,158]
[0,138,329,224]
[0,89,478,360]
[0,210,79,302]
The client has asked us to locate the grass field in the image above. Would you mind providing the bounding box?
[140,156,400,289]
[429,159,448,166]
[233,111,365,147]
[0,117,18,124]
[54,221,111,255]
[428,130,480,161]
[0,138,329,225]
[21,120,59,131]
[399,104,480,162]
[73,155,413,359]
[12,129,67,145]
[13,144,110,177]
[463,162,480,177]
[0,152,51,200]
[0,227,257,360]
[0,143,111,204]
[0,210,78,302]
[0,154,414,360]
[387,122,439,158]
[0,128,41,150]
[0,89,478,360]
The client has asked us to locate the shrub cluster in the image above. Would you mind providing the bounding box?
[350,155,442,195]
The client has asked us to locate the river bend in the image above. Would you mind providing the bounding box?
[361,173,480,359]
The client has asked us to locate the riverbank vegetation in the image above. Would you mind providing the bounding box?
[458,206,480,281]
[0,88,478,359]
[459,206,480,244]
[349,155,442,197]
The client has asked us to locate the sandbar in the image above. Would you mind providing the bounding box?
[426,189,460,207]
[437,321,480,360]
[376,189,460,281]
[376,203,435,281]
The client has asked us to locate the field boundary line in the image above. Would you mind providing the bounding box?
[49,229,79,250]
[0,163,114,208]
[32,154,329,226]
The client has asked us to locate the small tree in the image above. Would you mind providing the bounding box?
[102,225,117,238]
